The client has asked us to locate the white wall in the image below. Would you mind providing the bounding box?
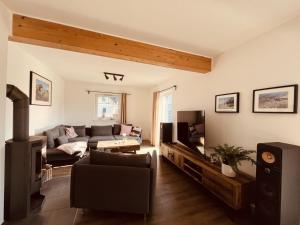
[0,2,10,223]
[5,42,65,139]
[64,80,152,140]
[155,16,300,176]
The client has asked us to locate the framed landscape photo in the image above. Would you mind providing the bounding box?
[30,71,52,106]
[215,92,240,113]
[253,84,298,113]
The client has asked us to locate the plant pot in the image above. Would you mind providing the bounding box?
[221,163,236,177]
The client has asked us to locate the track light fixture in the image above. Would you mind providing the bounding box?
[103,72,125,82]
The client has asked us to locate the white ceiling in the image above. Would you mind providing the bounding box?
[15,42,183,87]
[3,0,300,57]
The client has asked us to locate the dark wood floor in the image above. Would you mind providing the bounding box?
[4,156,254,225]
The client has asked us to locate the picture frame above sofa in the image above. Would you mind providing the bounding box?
[30,71,52,106]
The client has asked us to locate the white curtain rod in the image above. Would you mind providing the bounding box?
[86,90,131,95]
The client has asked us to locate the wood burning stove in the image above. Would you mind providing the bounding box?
[4,84,45,220]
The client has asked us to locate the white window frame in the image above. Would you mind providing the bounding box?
[95,94,121,122]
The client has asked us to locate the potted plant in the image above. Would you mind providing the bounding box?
[211,144,256,177]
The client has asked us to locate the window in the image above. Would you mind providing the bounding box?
[160,93,173,123]
[96,94,120,121]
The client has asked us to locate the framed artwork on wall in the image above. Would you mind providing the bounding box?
[215,92,240,113]
[252,84,298,113]
[30,71,52,106]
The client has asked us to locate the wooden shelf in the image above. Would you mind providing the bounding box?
[183,163,202,176]
[160,143,255,210]
[183,169,203,184]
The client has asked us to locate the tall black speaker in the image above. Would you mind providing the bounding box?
[256,142,300,225]
[160,123,173,143]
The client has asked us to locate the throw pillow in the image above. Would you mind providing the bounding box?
[130,127,142,137]
[56,135,69,146]
[57,125,65,136]
[120,124,132,136]
[65,125,86,137]
[57,142,87,155]
[44,127,60,148]
[65,127,78,138]
[90,151,151,168]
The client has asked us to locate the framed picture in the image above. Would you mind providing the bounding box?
[215,92,240,113]
[30,71,52,106]
[253,84,298,113]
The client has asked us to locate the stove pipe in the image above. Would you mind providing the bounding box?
[6,84,29,141]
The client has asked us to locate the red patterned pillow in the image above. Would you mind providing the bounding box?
[65,127,78,138]
[120,124,132,136]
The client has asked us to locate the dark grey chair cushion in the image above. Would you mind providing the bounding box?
[68,136,90,143]
[90,151,151,168]
[66,125,86,137]
[56,135,68,145]
[91,126,112,136]
[88,136,115,143]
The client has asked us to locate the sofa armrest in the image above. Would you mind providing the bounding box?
[70,158,151,214]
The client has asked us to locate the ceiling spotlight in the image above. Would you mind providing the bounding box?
[103,72,125,82]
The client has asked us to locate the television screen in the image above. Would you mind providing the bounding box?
[177,111,205,155]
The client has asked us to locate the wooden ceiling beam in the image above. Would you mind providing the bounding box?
[10,14,212,73]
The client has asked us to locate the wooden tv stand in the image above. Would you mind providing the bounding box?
[160,143,255,210]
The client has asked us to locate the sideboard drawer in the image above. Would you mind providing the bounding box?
[202,177,235,208]
[203,169,234,191]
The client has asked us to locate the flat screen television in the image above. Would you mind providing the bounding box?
[177,110,205,156]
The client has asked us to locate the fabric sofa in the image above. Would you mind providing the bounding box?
[70,150,157,215]
[43,124,142,166]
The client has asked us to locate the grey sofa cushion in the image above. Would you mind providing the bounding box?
[65,125,86,137]
[113,124,121,135]
[90,151,151,168]
[68,136,90,143]
[91,126,112,136]
[88,136,115,143]
[56,135,68,146]
[58,125,65,136]
[44,126,61,148]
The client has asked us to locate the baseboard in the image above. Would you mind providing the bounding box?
[142,140,151,145]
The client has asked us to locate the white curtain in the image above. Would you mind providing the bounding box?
[151,91,160,146]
